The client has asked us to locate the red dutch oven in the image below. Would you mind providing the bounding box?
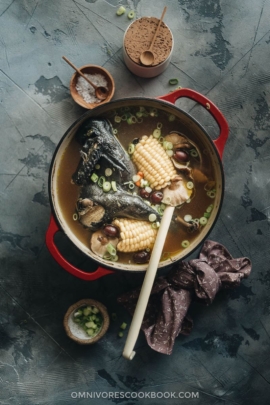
[46,88,229,281]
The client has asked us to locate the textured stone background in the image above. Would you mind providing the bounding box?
[0,0,270,404]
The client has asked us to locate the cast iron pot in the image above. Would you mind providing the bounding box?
[46,88,229,281]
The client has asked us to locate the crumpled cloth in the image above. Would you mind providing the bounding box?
[117,240,252,355]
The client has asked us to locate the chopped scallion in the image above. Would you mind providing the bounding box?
[111,181,117,192]
[106,243,116,256]
[200,217,208,225]
[103,181,111,192]
[149,213,157,222]
[181,240,190,248]
[105,168,113,177]
[91,173,99,183]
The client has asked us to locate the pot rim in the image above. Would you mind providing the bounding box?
[48,94,225,273]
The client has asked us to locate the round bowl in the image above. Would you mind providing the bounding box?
[70,65,115,109]
[63,299,110,344]
[123,17,174,78]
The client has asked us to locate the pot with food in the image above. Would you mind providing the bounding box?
[46,88,229,280]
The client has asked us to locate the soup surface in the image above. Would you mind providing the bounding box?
[56,104,217,265]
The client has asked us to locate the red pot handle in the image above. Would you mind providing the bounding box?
[157,88,229,159]
[46,214,114,281]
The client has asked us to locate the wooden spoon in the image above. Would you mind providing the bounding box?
[139,6,167,66]
[122,205,175,360]
[62,56,108,101]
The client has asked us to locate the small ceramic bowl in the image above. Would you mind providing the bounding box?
[63,299,110,344]
[69,65,115,109]
[123,17,174,78]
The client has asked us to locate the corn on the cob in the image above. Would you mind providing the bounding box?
[132,135,177,190]
[113,218,157,252]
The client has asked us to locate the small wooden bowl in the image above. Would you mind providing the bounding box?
[63,299,110,344]
[69,65,115,109]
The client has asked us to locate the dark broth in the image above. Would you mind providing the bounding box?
[56,106,216,263]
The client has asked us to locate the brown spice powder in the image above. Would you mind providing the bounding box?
[124,17,173,66]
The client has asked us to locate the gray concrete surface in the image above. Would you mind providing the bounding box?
[1,0,270,404]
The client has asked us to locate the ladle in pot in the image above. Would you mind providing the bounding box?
[139,6,167,66]
[122,204,174,360]
[62,56,108,101]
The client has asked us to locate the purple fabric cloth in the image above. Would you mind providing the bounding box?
[117,240,252,355]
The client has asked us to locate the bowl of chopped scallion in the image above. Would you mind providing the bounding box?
[63,299,109,344]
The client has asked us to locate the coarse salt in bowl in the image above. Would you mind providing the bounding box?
[123,16,174,78]
[70,65,115,109]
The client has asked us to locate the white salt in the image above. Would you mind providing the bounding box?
[75,73,108,104]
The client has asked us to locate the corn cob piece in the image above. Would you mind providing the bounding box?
[113,218,158,252]
[132,135,177,190]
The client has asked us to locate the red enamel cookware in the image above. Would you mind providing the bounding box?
[46,88,229,281]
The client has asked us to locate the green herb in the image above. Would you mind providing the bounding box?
[169,78,179,85]
[128,10,135,19]
[91,172,99,183]
[181,240,190,248]
[116,6,126,15]
[120,322,127,330]
[103,181,111,192]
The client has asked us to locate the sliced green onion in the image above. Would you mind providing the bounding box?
[98,176,105,187]
[136,111,143,118]
[181,240,190,248]
[105,168,113,177]
[190,149,198,157]
[113,129,118,135]
[166,150,174,157]
[106,243,116,256]
[128,144,135,154]
[139,106,146,112]
[169,78,179,85]
[206,204,213,213]
[91,172,99,183]
[116,6,126,15]
[120,322,127,330]
[149,213,157,222]
[95,164,100,170]
[168,114,175,122]
[145,186,152,193]
[157,206,165,215]
[128,10,135,19]
[151,222,158,229]
[160,203,166,210]
[128,182,134,190]
[137,117,143,123]
[110,254,119,262]
[153,128,161,138]
[103,181,111,192]
[204,212,211,218]
[103,253,112,260]
[184,214,192,222]
[127,117,134,125]
[157,122,162,129]
[121,114,127,121]
[199,217,208,226]
[83,307,91,316]
[187,181,194,189]
[118,331,124,338]
[207,190,216,198]
[166,142,173,150]
[114,115,121,123]
[158,137,164,144]
[111,181,117,192]
[73,213,78,221]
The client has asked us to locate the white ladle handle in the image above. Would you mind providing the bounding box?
[122,205,175,360]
